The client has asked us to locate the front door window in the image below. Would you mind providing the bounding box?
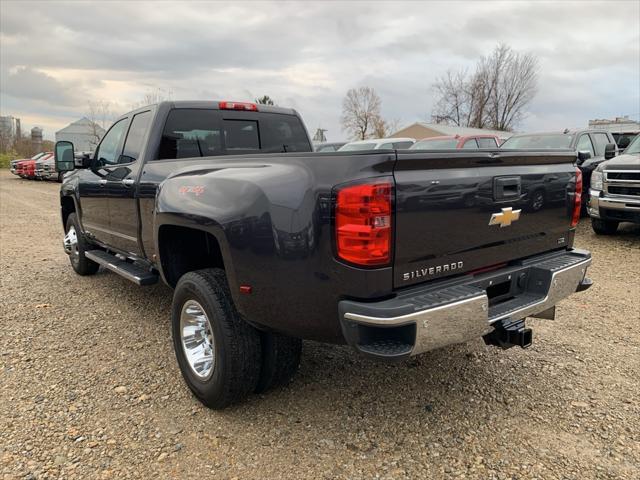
[95,119,128,166]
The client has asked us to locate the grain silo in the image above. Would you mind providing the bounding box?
[31,126,43,153]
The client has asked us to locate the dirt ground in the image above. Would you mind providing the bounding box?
[1,170,639,480]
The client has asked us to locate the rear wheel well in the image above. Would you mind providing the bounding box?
[61,196,75,229]
[158,225,225,287]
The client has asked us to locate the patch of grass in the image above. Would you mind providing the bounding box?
[0,153,15,169]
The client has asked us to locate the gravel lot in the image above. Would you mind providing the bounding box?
[1,169,639,480]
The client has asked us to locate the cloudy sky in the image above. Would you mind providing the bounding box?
[1,0,639,141]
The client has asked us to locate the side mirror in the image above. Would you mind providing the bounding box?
[604,143,616,160]
[55,141,76,172]
[577,150,592,165]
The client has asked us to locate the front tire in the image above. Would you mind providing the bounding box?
[591,218,619,235]
[64,213,99,276]
[172,269,261,409]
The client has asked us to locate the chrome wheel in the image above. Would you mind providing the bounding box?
[180,300,215,380]
[63,226,79,263]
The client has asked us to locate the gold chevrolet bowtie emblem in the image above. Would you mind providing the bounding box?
[489,207,521,227]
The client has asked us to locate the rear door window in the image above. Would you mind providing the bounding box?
[157,109,311,159]
[119,111,152,164]
[392,141,414,149]
[463,139,478,149]
[477,137,498,148]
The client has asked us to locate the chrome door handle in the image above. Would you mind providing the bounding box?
[122,178,135,187]
[99,179,107,186]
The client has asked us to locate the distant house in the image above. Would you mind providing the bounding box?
[390,122,513,142]
[55,117,106,152]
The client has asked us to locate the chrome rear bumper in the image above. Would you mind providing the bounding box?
[339,249,591,359]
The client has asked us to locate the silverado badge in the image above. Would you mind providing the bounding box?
[489,207,521,227]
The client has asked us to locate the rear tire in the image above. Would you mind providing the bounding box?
[172,269,261,409]
[65,213,99,276]
[255,333,302,393]
[591,218,618,235]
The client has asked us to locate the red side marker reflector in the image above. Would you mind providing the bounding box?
[240,285,252,294]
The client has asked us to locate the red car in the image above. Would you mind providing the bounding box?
[15,152,53,179]
[11,152,47,176]
[409,134,502,150]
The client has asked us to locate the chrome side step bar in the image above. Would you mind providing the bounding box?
[85,250,158,286]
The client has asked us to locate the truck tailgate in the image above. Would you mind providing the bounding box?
[393,150,578,288]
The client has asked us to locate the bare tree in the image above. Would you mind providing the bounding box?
[372,116,400,138]
[255,95,275,105]
[129,87,174,111]
[431,70,472,126]
[341,86,382,140]
[486,45,538,131]
[431,44,538,131]
[142,87,173,106]
[86,100,112,149]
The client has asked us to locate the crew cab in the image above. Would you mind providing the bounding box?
[588,134,640,234]
[55,100,592,409]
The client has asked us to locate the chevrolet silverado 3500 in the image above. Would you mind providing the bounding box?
[55,101,592,408]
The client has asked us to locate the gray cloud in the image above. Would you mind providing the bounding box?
[1,0,638,141]
[2,66,87,106]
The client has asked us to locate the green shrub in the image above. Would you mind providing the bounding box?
[0,152,15,169]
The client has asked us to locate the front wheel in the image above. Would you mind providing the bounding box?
[64,213,99,275]
[591,218,619,235]
[172,269,262,409]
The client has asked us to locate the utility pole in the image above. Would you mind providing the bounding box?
[312,128,327,143]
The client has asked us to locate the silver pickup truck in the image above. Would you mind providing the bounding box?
[588,134,640,234]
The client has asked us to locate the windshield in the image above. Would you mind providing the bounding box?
[501,134,574,149]
[338,143,377,151]
[410,138,459,149]
[625,134,640,154]
[31,152,46,160]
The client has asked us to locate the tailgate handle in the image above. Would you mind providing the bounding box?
[494,176,521,200]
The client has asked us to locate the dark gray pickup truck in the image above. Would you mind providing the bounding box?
[55,100,592,408]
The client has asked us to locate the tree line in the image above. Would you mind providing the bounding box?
[340,44,539,141]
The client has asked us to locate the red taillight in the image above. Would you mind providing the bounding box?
[218,101,258,111]
[335,180,393,266]
[571,167,582,228]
